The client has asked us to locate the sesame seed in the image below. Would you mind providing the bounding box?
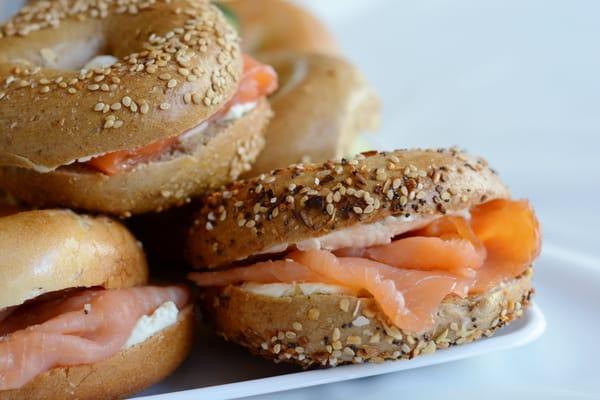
[140,103,150,114]
[113,120,124,129]
[94,102,105,112]
[292,322,303,331]
[87,84,100,91]
[122,96,132,107]
[273,344,281,354]
[167,79,178,88]
[67,87,77,94]
[285,331,296,339]
[346,336,362,345]
[352,316,370,327]
[160,102,170,110]
[111,102,122,111]
[339,299,350,312]
[308,308,320,320]
[332,327,341,341]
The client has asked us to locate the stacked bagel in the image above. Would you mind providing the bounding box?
[0,1,541,399]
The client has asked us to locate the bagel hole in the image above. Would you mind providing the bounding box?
[44,36,113,70]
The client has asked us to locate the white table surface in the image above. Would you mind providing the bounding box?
[2,1,599,398]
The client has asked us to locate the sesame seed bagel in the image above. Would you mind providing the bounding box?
[0,0,242,171]
[0,209,147,309]
[0,304,194,400]
[0,98,271,216]
[247,52,380,175]
[202,269,533,367]
[219,0,338,56]
[188,149,509,269]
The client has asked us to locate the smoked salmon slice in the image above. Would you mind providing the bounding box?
[189,259,332,287]
[0,286,189,390]
[86,54,278,175]
[365,237,485,278]
[289,250,471,332]
[190,199,540,334]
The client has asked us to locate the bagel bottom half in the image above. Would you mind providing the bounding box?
[0,99,272,217]
[0,305,194,400]
[201,270,533,367]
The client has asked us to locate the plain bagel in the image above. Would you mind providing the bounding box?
[0,209,195,398]
[247,52,380,175]
[0,0,276,215]
[0,305,194,400]
[0,209,147,309]
[219,0,380,175]
[219,0,339,55]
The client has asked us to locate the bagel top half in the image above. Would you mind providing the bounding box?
[188,148,509,269]
[0,0,242,171]
[0,209,147,309]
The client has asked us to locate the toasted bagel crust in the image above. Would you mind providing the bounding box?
[0,0,242,170]
[188,149,510,268]
[0,210,147,309]
[0,304,194,400]
[221,0,338,55]
[0,99,271,216]
[247,52,380,175]
[202,271,532,367]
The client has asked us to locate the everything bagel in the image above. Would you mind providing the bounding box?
[187,148,541,367]
[0,0,277,215]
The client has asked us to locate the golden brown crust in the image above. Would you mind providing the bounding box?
[0,209,147,309]
[247,52,380,175]
[0,0,242,170]
[202,270,533,367]
[0,304,195,400]
[188,149,510,269]
[0,98,272,216]
[221,0,338,55]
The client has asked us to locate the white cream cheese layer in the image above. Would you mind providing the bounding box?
[124,301,179,349]
[222,101,257,122]
[241,282,355,297]
[83,55,118,70]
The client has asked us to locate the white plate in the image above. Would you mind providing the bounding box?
[134,296,545,400]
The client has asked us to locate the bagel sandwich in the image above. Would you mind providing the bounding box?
[0,0,278,216]
[0,209,194,399]
[217,0,380,175]
[188,148,541,367]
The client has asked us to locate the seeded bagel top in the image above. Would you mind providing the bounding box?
[188,148,510,269]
